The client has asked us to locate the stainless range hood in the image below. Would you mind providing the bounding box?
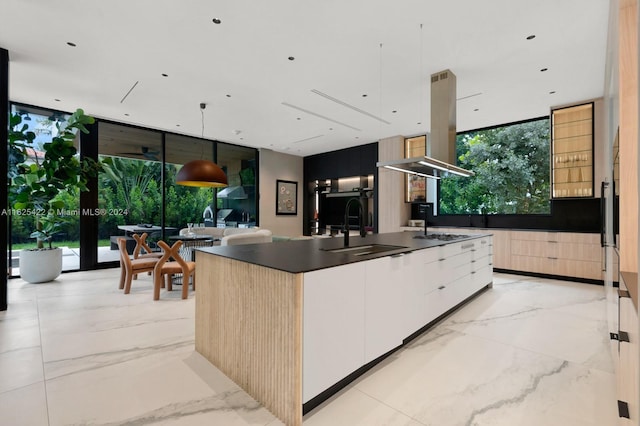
[377,155,474,179]
[217,186,248,199]
[377,69,473,178]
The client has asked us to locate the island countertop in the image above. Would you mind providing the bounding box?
[196,231,490,273]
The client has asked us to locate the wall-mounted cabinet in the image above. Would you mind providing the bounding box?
[551,103,594,198]
[405,135,427,202]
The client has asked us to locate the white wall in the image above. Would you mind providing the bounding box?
[259,149,304,237]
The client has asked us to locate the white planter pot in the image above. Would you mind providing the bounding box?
[19,248,63,283]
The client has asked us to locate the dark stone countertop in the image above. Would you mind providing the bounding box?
[195,231,491,274]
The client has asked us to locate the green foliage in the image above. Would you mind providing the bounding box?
[97,158,215,239]
[8,109,105,249]
[440,119,551,215]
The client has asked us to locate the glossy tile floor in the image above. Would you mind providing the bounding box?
[0,270,617,425]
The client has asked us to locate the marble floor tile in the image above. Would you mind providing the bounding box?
[304,387,424,426]
[0,381,49,426]
[0,270,618,426]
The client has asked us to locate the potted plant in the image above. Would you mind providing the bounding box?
[8,108,103,283]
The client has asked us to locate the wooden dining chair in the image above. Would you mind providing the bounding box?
[153,240,196,300]
[118,238,159,294]
[131,232,162,279]
[132,233,163,259]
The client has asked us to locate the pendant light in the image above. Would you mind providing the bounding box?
[176,103,228,188]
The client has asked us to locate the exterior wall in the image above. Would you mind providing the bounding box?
[259,149,304,237]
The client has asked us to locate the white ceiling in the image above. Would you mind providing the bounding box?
[0,0,610,157]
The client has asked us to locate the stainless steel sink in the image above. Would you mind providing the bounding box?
[323,244,408,256]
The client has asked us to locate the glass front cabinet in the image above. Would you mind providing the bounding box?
[551,103,594,198]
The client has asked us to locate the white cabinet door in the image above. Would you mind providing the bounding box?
[303,262,366,403]
[364,255,406,363]
[401,251,428,337]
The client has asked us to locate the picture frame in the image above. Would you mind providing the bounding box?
[276,180,298,215]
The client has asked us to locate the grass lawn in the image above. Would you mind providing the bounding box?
[11,239,112,250]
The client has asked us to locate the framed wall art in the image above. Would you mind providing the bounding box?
[276,180,298,215]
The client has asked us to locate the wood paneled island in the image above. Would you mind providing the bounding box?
[195,232,493,425]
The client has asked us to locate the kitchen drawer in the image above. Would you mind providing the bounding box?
[471,264,493,289]
[424,282,457,324]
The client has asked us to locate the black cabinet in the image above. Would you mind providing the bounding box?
[304,143,378,235]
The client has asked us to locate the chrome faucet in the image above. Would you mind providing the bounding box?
[343,198,367,247]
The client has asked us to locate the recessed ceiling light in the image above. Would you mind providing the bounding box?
[212,18,222,24]
[526,35,536,40]
[162,73,168,77]
[540,68,548,72]
[288,56,295,61]
[66,42,76,47]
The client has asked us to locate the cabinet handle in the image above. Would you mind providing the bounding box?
[438,285,446,290]
[481,240,487,244]
[471,260,476,263]
[438,258,445,262]
[471,271,476,274]
[461,243,475,250]
[548,256,558,260]
[390,253,405,258]
[548,240,558,243]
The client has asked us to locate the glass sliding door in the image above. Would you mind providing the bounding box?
[216,142,258,228]
[7,104,81,274]
[96,122,163,263]
[164,134,217,235]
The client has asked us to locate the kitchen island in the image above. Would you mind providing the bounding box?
[195,231,492,426]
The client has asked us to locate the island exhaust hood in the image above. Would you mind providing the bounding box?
[377,69,474,178]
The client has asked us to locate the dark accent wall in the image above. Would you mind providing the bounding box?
[303,143,378,235]
[1,48,9,311]
[412,198,601,233]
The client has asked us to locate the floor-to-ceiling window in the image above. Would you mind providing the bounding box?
[7,105,82,275]
[164,134,218,235]
[7,104,259,273]
[96,122,164,263]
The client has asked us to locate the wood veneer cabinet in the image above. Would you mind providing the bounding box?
[423,227,610,281]
[509,231,606,280]
[551,103,594,198]
[618,272,639,424]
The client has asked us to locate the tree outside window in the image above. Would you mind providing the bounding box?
[440,117,551,215]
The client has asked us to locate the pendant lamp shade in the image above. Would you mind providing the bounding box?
[176,160,228,187]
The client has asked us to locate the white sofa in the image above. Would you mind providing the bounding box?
[179,227,262,238]
[220,229,273,246]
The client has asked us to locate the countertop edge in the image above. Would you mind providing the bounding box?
[196,231,492,274]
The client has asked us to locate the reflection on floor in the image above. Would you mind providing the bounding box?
[0,271,617,425]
